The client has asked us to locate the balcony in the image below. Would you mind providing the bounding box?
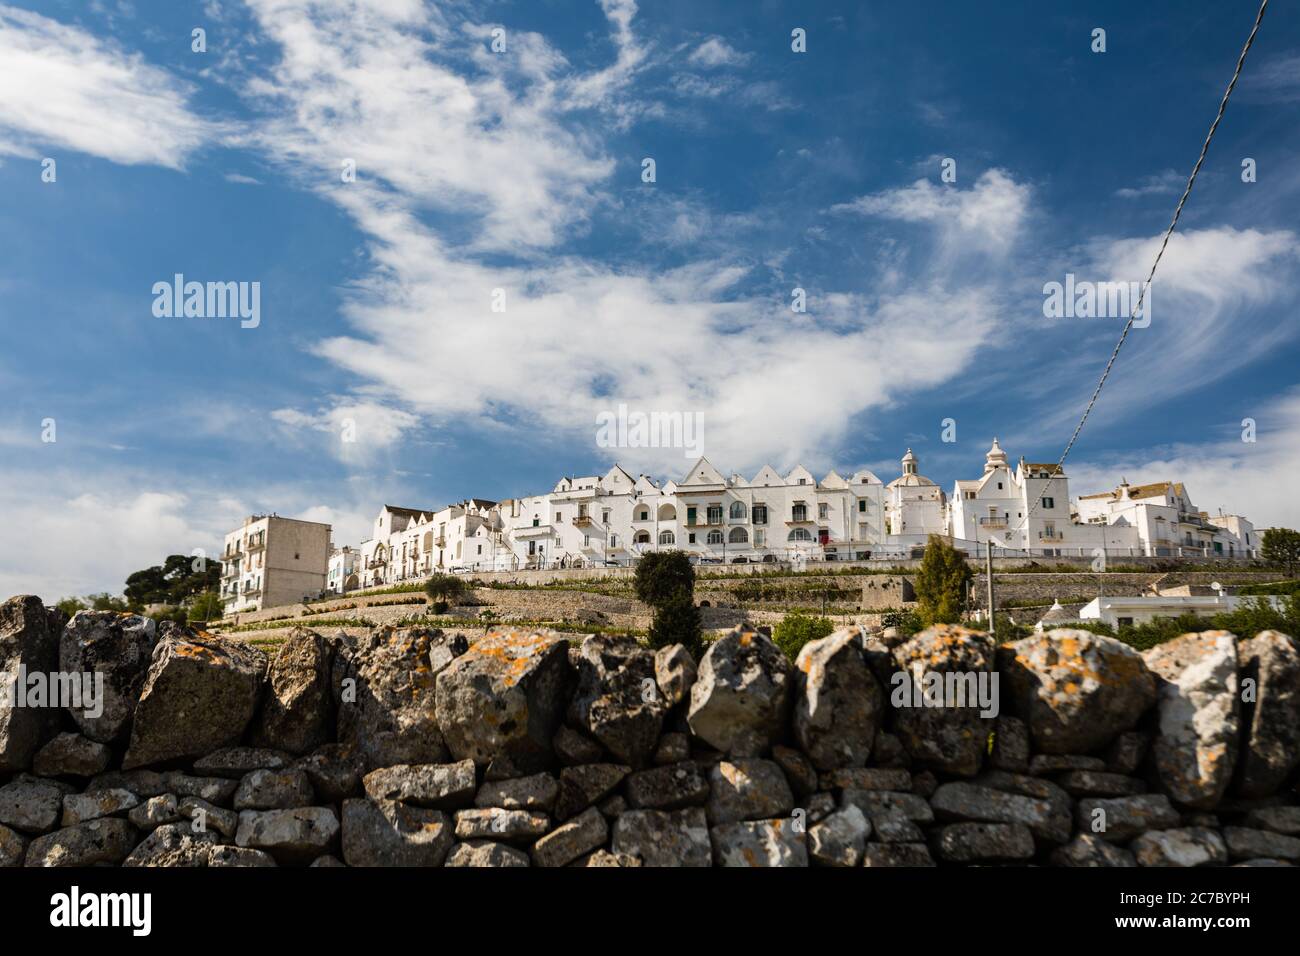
[573,516,594,528]
[787,514,813,525]
[246,540,266,553]
[1038,531,1064,541]
[979,517,1008,529]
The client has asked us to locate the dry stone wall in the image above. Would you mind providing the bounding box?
[2,593,1299,868]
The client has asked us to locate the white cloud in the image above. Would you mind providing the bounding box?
[1068,387,1300,531]
[833,168,1032,256]
[1115,169,1183,199]
[271,399,420,463]
[0,4,211,168]
[688,37,749,68]
[224,172,262,185]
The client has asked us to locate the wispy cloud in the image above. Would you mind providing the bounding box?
[0,4,212,168]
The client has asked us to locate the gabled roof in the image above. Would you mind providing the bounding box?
[601,464,635,488]
[820,470,849,489]
[679,457,726,487]
[850,469,882,486]
[382,504,437,520]
[750,464,784,487]
[729,473,751,488]
[785,464,816,486]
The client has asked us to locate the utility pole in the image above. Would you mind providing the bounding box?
[986,540,996,638]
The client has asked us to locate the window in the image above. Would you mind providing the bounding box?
[755,530,766,547]
[753,505,768,525]
[729,501,747,520]
[818,503,829,519]
[1118,616,1134,627]
[707,505,722,525]
[688,533,696,544]
[602,509,610,524]
[636,508,648,521]
[798,478,808,485]
[858,500,867,513]
[707,530,723,544]
[659,531,675,545]
[634,530,650,544]
[1042,497,1055,509]
[997,482,1003,489]
[788,528,812,542]
[610,535,618,547]
[792,504,808,522]
[729,527,748,544]
[555,513,561,523]
[687,506,698,526]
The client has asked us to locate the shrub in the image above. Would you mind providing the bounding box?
[881,609,923,636]
[634,550,696,607]
[772,612,834,661]
[647,593,704,659]
[424,573,468,606]
[914,535,972,625]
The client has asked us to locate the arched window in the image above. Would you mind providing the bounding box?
[658,531,676,545]
[729,501,747,520]
[634,530,651,544]
[707,530,723,544]
[657,504,677,521]
[636,508,649,521]
[788,528,813,542]
[729,527,749,544]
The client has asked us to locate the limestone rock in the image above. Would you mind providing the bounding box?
[687,625,793,756]
[841,789,933,824]
[531,806,607,867]
[337,627,464,770]
[653,732,690,766]
[123,631,266,769]
[1143,631,1240,809]
[999,630,1155,754]
[236,806,340,864]
[1243,806,1300,835]
[711,818,807,867]
[0,596,63,770]
[989,715,1030,772]
[434,628,571,771]
[611,808,712,866]
[1106,731,1150,775]
[295,744,363,803]
[445,840,530,867]
[891,625,997,776]
[453,808,550,842]
[194,746,293,779]
[252,629,342,755]
[864,842,934,867]
[1234,630,1300,797]
[1055,770,1145,797]
[0,823,27,867]
[793,628,883,770]
[361,760,477,809]
[57,609,158,746]
[0,775,67,832]
[706,759,795,825]
[25,818,137,867]
[625,762,710,810]
[128,794,180,830]
[178,797,238,839]
[1223,826,1300,861]
[62,788,139,826]
[568,634,664,768]
[934,822,1035,862]
[576,849,641,867]
[807,805,869,867]
[1075,794,1181,843]
[123,824,217,867]
[1131,827,1227,867]
[233,768,314,811]
[32,733,112,778]
[819,767,912,792]
[930,782,1070,843]
[654,643,697,708]
[1050,833,1136,867]
[772,744,818,796]
[474,772,558,812]
[555,763,629,821]
[871,812,924,843]
[208,846,277,867]
[553,726,604,765]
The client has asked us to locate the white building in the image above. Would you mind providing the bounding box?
[885,449,946,545]
[948,439,1139,556]
[220,515,331,612]
[1080,592,1284,628]
[1075,479,1257,558]
[327,546,360,595]
[357,500,505,587]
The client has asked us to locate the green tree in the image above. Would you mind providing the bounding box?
[55,596,89,617]
[424,573,469,613]
[647,592,704,659]
[914,535,972,626]
[634,551,696,607]
[86,593,129,612]
[1261,528,1300,577]
[187,591,224,624]
[772,612,834,661]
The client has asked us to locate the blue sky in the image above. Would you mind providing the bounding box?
[2,0,1298,600]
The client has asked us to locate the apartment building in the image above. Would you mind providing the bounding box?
[220,515,331,612]
[1075,479,1256,558]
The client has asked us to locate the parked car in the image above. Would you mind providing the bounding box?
[760,554,779,563]
[730,556,749,563]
